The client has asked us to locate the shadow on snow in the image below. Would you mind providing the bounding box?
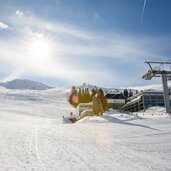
[102,115,160,131]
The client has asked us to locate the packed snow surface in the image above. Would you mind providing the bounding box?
[0,87,171,171]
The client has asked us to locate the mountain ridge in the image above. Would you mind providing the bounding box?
[0,79,53,90]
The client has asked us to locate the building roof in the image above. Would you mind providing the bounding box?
[105,93,125,99]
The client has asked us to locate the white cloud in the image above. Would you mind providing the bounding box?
[16,10,23,17]
[9,12,93,40]
[9,11,170,62]
[0,21,8,29]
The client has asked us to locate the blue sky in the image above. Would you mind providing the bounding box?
[0,0,171,88]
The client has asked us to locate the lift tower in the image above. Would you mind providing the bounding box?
[142,61,171,113]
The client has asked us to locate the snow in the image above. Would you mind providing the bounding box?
[0,79,53,90]
[77,110,136,123]
[146,106,167,114]
[134,106,170,118]
[0,87,171,171]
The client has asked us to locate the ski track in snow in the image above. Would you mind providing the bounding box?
[0,87,171,170]
[34,127,40,160]
[34,127,46,171]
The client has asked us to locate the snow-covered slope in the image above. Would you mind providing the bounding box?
[0,87,74,119]
[0,88,171,171]
[0,79,53,90]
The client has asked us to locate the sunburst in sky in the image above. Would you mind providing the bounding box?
[0,0,171,87]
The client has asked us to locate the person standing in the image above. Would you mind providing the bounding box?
[92,93,103,116]
[99,88,107,111]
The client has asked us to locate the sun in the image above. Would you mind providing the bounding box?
[28,35,51,60]
[27,34,53,64]
[30,40,50,58]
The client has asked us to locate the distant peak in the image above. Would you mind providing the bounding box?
[0,79,53,90]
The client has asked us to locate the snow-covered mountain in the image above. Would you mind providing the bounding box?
[76,83,121,93]
[0,79,53,90]
[76,82,171,95]
[76,83,137,94]
[128,82,171,91]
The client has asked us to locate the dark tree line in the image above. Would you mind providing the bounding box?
[69,87,107,112]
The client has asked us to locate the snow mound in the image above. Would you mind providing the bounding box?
[145,106,170,116]
[0,79,53,90]
[135,106,171,118]
[77,116,109,123]
[77,110,138,123]
[146,106,167,113]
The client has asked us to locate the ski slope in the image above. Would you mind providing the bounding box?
[0,87,171,171]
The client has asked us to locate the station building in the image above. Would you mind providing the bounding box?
[121,90,171,112]
[105,92,126,109]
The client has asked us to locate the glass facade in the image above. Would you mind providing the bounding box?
[143,92,165,110]
[121,91,171,112]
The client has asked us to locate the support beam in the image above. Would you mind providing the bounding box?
[161,73,171,113]
[145,61,171,65]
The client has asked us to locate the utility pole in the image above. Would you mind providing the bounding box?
[142,61,171,113]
